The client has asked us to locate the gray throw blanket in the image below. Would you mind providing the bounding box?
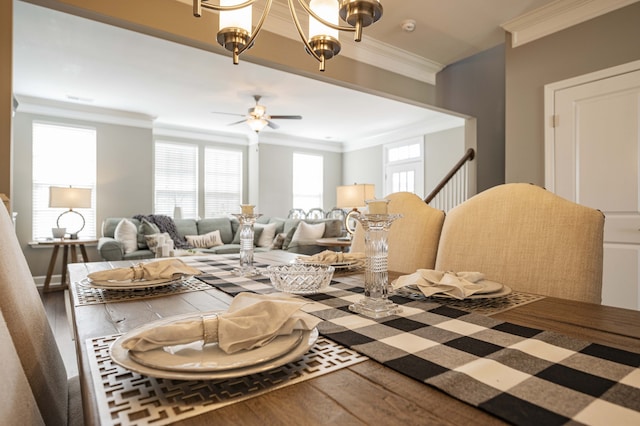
[133,214,191,249]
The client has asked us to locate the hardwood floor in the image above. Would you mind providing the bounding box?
[41,290,78,378]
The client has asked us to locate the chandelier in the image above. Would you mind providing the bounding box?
[192,0,383,71]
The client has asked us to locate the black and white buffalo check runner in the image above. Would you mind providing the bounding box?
[189,257,640,426]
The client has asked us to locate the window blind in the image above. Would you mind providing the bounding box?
[292,153,323,211]
[154,141,198,218]
[32,122,97,240]
[204,147,242,216]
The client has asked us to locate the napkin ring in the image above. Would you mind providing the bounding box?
[202,314,219,344]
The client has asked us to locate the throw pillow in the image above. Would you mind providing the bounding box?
[231,224,265,245]
[185,230,224,249]
[137,219,160,249]
[282,227,297,250]
[114,218,138,254]
[145,232,173,254]
[271,232,286,250]
[256,222,278,247]
[290,221,326,246]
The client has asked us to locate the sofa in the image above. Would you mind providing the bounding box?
[98,215,344,261]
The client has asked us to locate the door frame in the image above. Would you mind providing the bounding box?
[543,59,640,191]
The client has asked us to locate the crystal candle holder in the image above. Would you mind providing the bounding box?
[231,213,262,277]
[349,210,402,318]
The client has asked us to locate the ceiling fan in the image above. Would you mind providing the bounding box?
[213,95,302,133]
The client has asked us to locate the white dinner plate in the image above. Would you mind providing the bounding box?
[431,285,512,300]
[79,276,188,290]
[122,312,304,372]
[295,258,362,270]
[110,328,319,380]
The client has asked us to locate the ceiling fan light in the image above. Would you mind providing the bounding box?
[247,117,268,132]
[309,0,339,40]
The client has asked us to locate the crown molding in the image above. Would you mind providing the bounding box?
[501,0,640,47]
[153,124,250,145]
[258,131,344,152]
[343,115,465,152]
[15,95,155,128]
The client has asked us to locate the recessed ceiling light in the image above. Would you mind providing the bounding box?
[401,19,416,33]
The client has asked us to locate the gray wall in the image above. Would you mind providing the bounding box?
[435,44,505,192]
[342,127,466,199]
[505,1,640,185]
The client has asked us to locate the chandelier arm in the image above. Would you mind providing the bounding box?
[236,0,273,56]
[287,0,324,68]
[296,0,355,33]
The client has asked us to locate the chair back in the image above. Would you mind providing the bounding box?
[0,309,45,425]
[351,192,445,274]
[306,208,325,220]
[0,208,69,424]
[435,183,604,303]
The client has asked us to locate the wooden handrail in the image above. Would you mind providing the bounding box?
[424,148,475,204]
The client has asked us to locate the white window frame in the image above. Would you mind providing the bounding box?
[154,141,198,218]
[32,121,97,240]
[383,137,425,197]
[204,147,243,216]
[292,152,323,212]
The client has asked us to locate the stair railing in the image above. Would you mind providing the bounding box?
[425,148,475,211]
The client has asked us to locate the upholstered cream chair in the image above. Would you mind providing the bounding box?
[435,183,605,303]
[351,192,446,274]
[0,208,82,425]
[0,309,45,425]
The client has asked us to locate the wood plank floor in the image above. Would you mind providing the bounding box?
[41,290,78,378]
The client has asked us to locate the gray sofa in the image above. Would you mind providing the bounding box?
[97,215,344,261]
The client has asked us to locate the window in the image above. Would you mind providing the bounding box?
[292,153,323,211]
[204,147,242,216]
[384,138,424,196]
[154,141,198,218]
[32,122,96,240]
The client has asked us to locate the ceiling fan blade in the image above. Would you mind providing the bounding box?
[267,120,280,129]
[212,112,245,117]
[269,115,302,120]
[227,119,247,126]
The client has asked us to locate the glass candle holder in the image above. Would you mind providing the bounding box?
[231,213,262,277]
[349,202,402,318]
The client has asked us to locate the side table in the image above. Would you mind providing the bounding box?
[315,237,352,252]
[31,238,98,292]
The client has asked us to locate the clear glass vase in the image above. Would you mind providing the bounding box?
[232,213,261,276]
[348,210,402,318]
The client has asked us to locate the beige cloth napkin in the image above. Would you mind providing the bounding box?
[393,270,486,300]
[298,250,365,265]
[121,292,322,354]
[87,259,201,282]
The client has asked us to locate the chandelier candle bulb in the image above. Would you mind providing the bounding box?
[367,200,388,215]
[241,204,255,215]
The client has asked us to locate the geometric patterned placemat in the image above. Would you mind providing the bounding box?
[86,334,368,426]
[72,277,213,306]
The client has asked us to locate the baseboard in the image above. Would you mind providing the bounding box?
[32,274,63,288]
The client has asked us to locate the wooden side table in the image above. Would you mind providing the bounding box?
[315,237,352,252]
[32,238,98,292]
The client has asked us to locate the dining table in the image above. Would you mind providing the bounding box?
[67,251,640,426]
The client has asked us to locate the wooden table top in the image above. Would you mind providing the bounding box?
[67,253,640,426]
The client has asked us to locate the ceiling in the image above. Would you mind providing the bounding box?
[12,0,558,147]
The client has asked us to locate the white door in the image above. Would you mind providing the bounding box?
[546,64,640,310]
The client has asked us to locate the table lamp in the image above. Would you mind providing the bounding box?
[49,186,92,239]
[336,183,375,238]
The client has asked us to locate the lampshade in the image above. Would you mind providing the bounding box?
[49,187,92,209]
[336,184,375,208]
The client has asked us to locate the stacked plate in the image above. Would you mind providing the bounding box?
[79,276,189,290]
[401,280,512,300]
[110,312,319,380]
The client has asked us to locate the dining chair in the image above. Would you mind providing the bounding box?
[306,208,325,220]
[435,183,605,303]
[0,309,45,425]
[287,208,306,219]
[351,192,446,274]
[0,208,83,425]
